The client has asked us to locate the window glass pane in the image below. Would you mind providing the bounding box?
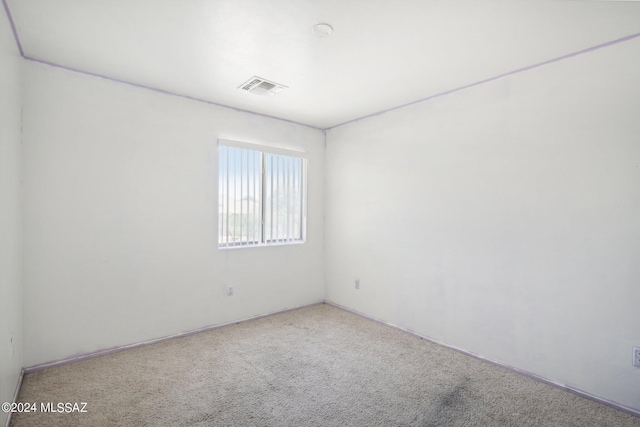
[218,142,305,248]
[218,146,261,246]
[264,153,303,243]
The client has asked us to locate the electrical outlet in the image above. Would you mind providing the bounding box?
[633,347,640,367]
[227,286,234,297]
[355,278,360,290]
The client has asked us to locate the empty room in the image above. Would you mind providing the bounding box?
[1,0,639,426]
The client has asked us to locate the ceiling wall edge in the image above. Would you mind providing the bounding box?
[4,0,321,132]
[7,1,639,133]
[2,0,24,56]
[23,56,324,131]
[323,31,640,132]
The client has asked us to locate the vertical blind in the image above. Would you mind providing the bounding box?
[218,142,306,247]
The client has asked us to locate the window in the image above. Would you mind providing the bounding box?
[218,139,307,248]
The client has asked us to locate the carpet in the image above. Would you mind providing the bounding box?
[10,304,640,426]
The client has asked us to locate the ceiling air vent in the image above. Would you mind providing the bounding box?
[238,76,288,96]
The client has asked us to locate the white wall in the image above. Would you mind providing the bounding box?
[0,11,23,427]
[22,62,325,367]
[325,38,640,411]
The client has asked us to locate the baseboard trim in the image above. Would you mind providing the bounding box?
[24,301,324,374]
[4,368,24,427]
[323,300,640,419]
[20,299,639,419]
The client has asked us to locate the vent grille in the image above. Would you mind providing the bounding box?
[241,79,261,90]
[238,76,287,96]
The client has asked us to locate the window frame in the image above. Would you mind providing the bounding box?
[217,138,308,249]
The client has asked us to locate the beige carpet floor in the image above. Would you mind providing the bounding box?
[10,303,640,426]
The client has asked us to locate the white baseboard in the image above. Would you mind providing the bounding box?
[24,301,324,374]
[324,300,640,419]
[18,299,639,420]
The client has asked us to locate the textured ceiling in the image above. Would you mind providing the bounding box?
[5,0,640,129]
